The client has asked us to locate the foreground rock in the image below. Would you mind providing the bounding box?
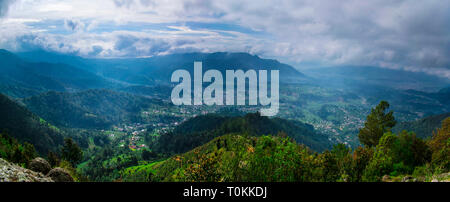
[46,167,74,182]
[28,157,51,175]
[0,158,53,182]
[431,172,450,182]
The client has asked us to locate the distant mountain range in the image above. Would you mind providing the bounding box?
[0,49,113,98]
[304,66,450,92]
[15,50,305,86]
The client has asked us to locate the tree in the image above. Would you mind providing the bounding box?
[362,133,396,181]
[358,101,396,147]
[61,138,83,166]
[351,146,374,182]
[428,117,450,171]
[47,151,60,167]
[22,142,37,164]
[142,149,157,160]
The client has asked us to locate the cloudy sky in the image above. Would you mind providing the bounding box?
[0,0,449,77]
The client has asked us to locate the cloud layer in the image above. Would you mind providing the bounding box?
[0,0,16,17]
[0,0,449,77]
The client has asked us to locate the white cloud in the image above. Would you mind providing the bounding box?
[0,0,449,78]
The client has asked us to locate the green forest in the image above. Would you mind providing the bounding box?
[119,101,450,182]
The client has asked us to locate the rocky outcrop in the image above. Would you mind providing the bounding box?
[46,167,74,182]
[401,176,417,182]
[28,157,51,175]
[0,158,53,182]
[431,173,450,182]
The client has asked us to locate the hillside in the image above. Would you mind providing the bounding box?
[0,49,113,98]
[118,85,172,99]
[122,134,312,182]
[0,93,64,154]
[155,112,332,153]
[393,112,450,139]
[22,89,166,129]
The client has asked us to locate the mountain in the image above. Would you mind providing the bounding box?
[304,66,450,92]
[0,93,64,154]
[141,52,306,82]
[17,50,305,85]
[393,112,450,139]
[118,85,172,99]
[16,50,92,72]
[155,112,332,153]
[439,86,450,94]
[21,89,167,129]
[0,49,113,98]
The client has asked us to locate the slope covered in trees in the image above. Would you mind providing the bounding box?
[393,112,450,139]
[22,89,166,129]
[122,103,450,182]
[0,93,64,154]
[155,112,333,153]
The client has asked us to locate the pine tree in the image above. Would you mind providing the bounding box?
[61,138,83,166]
[358,101,396,147]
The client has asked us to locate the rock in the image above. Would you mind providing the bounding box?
[382,175,390,182]
[402,176,415,182]
[46,167,74,182]
[0,158,53,182]
[430,172,450,182]
[415,176,425,182]
[28,157,51,175]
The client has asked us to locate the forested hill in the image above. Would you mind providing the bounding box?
[0,49,112,98]
[124,134,312,182]
[393,112,450,139]
[155,113,332,153]
[0,93,64,154]
[22,89,165,129]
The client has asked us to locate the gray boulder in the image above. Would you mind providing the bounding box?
[401,176,416,182]
[0,158,53,182]
[28,157,51,175]
[46,167,74,182]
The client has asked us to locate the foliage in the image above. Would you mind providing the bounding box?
[0,133,37,167]
[358,101,396,147]
[428,117,450,171]
[23,90,163,129]
[0,93,64,154]
[155,112,332,154]
[61,138,83,167]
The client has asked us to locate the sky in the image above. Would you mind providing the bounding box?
[0,0,449,78]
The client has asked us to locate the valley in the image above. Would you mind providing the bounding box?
[0,49,449,182]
